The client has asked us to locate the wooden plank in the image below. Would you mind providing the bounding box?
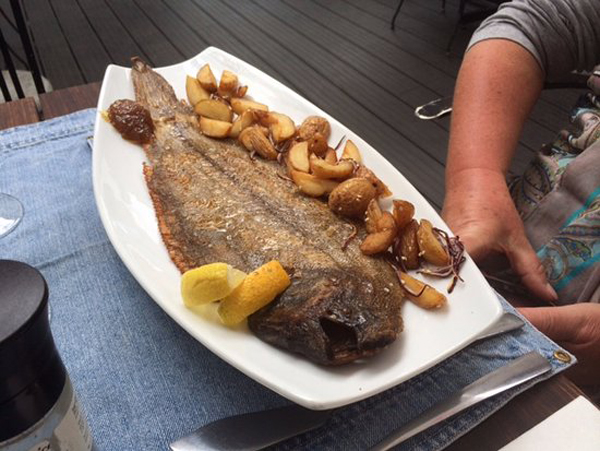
[47,0,111,83]
[155,0,290,82]
[74,0,151,67]
[103,0,184,67]
[39,82,100,119]
[130,0,209,61]
[0,97,38,130]
[346,0,472,51]
[22,0,85,88]
[311,0,463,76]
[279,0,455,96]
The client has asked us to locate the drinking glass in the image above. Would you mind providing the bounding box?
[0,193,23,238]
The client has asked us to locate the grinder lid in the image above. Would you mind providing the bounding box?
[0,259,47,344]
[0,259,63,406]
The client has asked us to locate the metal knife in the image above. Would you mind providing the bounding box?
[369,351,552,451]
[169,312,526,451]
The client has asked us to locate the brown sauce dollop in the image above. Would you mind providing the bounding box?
[107,99,154,144]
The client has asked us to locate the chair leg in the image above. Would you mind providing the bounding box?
[10,0,45,95]
[0,26,24,98]
[0,70,12,101]
[391,0,406,30]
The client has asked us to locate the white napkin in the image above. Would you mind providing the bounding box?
[500,396,600,450]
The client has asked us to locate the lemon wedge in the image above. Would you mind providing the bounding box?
[181,263,247,307]
[218,260,291,325]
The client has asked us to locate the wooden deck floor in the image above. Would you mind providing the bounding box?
[5,0,584,210]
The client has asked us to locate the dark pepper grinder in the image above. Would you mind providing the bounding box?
[0,260,93,450]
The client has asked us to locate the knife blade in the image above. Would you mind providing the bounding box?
[369,351,552,451]
[169,404,332,451]
[169,312,525,451]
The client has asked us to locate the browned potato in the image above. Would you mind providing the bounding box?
[194,99,233,122]
[417,219,450,266]
[360,212,397,255]
[239,126,278,160]
[392,199,415,229]
[288,141,310,173]
[269,113,296,143]
[199,116,231,138]
[234,85,248,98]
[398,219,420,269]
[328,177,377,218]
[341,140,362,164]
[324,147,338,165]
[398,272,446,309]
[186,76,210,106]
[310,154,354,180]
[229,110,255,139]
[355,165,392,198]
[197,64,218,92]
[308,133,328,156]
[218,70,238,96]
[298,116,331,141]
[365,199,382,234]
[290,170,339,197]
[231,98,268,115]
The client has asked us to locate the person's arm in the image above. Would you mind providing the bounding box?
[442,39,557,302]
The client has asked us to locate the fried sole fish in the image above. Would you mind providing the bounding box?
[131,58,404,365]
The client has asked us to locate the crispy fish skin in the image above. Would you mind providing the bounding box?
[131,58,404,365]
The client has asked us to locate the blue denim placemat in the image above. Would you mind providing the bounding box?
[0,109,575,451]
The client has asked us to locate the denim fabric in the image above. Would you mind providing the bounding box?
[0,109,575,451]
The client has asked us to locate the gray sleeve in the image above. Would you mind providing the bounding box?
[468,0,600,82]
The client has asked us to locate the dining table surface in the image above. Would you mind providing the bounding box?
[0,82,591,450]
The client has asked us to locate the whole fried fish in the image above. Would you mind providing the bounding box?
[130,58,404,365]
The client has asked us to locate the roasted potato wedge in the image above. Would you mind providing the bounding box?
[199,116,231,138]
[360,212,397,255]
[291,170,339,197]
[397,219,420,269]
[298,116,331,141]
[197,64,218,92]
[328,177,377,218]
[229,110,255,139]
[239,126,278,160]
[231,98,269,115]
[341,140,362,164]
[234,85,248,98]
[288,141,310,173]
[398,272,446,309]
[392,199,415,229]
[218,70,238,96]
[355,165,392,198]
[186,75,210,106]
[417,219,450,266]
[324,147,338,164]
[270,112,296,143]
[308,132,328,156]
[365,198,383,234]
[194,99,233,122]
[310,154,354,180]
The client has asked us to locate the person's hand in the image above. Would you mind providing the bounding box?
[442,168,558,303]
[519,304,600,386]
